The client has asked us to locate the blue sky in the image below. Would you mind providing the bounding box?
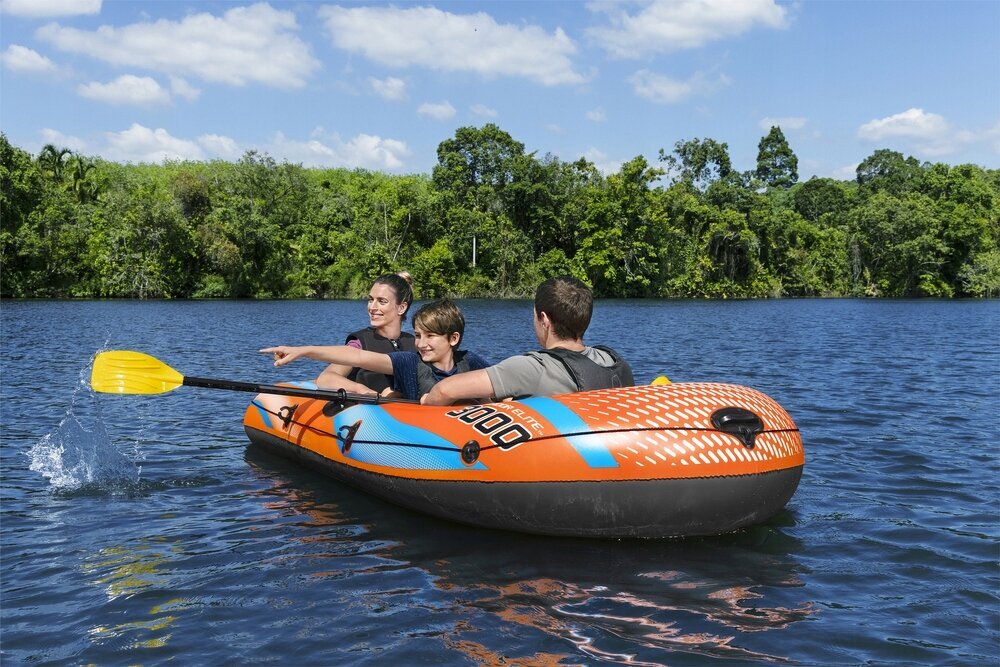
[2,0,998,180]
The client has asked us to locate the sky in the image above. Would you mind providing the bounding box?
[1,0,998,181]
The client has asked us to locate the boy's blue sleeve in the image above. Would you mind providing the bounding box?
[468,351,492,370]
[388,352,419,400]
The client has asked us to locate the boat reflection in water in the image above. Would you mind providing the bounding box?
[243,445,815,665]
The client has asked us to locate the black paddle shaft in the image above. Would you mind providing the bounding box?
[181,376,418,404]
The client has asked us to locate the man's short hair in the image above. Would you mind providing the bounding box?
[534,276,593,340]
[413,299,465,347]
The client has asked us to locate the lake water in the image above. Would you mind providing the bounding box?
[2,299,998,665]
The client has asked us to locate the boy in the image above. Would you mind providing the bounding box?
[263,299,489,401]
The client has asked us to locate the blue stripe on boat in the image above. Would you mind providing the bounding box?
[250,400,272,428]
[519,396,619,468]
[335,405,487,471]
[287,381,318,389]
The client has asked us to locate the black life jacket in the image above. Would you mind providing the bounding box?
[345,327,416,393]
[415,350,472,398]
[535,345,634,392]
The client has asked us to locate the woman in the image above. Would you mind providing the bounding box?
[264,299,490,401]
[315,272,416,393]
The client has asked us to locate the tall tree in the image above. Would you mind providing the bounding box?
[432,124,525,215]
[659,138,732,191]
[1,134,46,296]
[792,177,851,224]
[856,149,924,196]
[432,124,528,282]
[849,192,948,296]
[755,126,799,189]
[89,175,197,298]
[576,156,669,297]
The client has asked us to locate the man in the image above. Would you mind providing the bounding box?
[421,276,633,405]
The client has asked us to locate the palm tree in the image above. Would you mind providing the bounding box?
[67,154,98,203]
[37,143,73,182]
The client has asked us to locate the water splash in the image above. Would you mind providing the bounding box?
[28,362,142,492]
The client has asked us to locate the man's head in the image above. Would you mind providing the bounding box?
[534,276,593,341]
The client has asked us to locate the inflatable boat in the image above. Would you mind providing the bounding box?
[243,382,803,538]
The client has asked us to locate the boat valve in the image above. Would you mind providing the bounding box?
[461,439,481,465]
[710,407,764,449]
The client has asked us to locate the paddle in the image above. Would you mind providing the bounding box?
[90,350,418,404]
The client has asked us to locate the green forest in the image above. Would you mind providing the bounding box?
[2,125,998,300]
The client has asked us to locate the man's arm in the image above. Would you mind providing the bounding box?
[421,369,495,405]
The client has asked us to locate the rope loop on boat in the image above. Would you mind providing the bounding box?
[277,405,297,428]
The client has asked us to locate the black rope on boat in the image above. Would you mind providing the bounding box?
[250,399,493,454]
[249,399,800,456]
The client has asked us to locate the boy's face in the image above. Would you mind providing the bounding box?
[414,325,460,367]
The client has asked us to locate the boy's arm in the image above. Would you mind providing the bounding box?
[421,369,495,405]
[261,345,393,375]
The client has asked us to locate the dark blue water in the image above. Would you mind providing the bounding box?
[2,299,998,665]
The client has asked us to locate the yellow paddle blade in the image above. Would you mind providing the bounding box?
[91,350,184,395]
[651,375,671,385]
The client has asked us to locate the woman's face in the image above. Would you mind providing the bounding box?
[367,283,406,329]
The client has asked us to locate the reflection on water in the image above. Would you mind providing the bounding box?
[81,539,186,652]
[242,445,815,664]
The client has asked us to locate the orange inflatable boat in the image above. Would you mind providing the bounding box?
[243,382,804,538]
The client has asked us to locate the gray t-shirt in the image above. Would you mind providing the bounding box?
[485,347,617,399]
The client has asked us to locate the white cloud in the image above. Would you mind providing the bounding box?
[369,76,406,101]
[471,103,497,118]
[319,5,585,86]
[37,4,318,88]
[33,124,410,169]
[417,101,456,121]
[628,69,729,104]
[759,116,806,131]
[103,123,205,163]
[170,76,201,102]
[1,44,56,72]
[858,108,949,141]
[1,0,100,18]
[587,0,787,58]
[855,108,987,157]
[40,127,86,152]
[198,134,241,160]
[545,123,567,134]
[266,130,411,170]
[832,163,858,181]
[583,147,622,175]
[340,134,411,170]
[77,74,170,106]
[586,107,606,122]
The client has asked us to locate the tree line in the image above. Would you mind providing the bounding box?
[1,125,998,299]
